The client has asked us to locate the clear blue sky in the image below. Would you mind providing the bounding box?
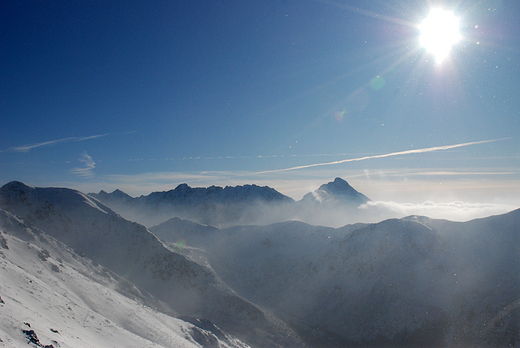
[1,0,519,217]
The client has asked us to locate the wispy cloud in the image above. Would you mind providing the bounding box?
[70,152,96,178]
[0,134,109,153]
[253,138,510,174]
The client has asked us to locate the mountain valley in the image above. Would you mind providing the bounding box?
[0,180,518,347]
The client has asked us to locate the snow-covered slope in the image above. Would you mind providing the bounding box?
[0,182,304,348]
[153,211,520,347]
[0,209,248,348]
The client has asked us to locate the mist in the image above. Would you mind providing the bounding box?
[91,188,518,230]
[151,209,520,347]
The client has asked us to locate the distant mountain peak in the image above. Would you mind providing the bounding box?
[149,183,294,203]
[174,183,191,191]
[109,189,133,200]
[89,188,133,203]
[301,177,370,205]
[319,177,359,195]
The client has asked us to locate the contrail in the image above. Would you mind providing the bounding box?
[312,0,417,27]
[253,138,510,175]
[0,134,109,153]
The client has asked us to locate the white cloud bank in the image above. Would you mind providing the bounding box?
[358,200,517,223]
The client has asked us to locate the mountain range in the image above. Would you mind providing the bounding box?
[0,181,302,348]
[89,177,370,228]
[0,180,519,347]
[151,214,520,347]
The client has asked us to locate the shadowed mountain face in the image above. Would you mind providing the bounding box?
[152,212,520,347]
[144,183,294,204]
[90,178,370,228]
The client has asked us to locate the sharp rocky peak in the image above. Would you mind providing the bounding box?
[319,177,356,193]
[302,177,370,204]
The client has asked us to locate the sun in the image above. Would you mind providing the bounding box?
[419,9,462,63]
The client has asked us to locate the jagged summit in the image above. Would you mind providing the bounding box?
[318,177,369,200]
[146,183,294,204]
[91,183,293,206]
[89,183,297,227]
[301,177,370,205]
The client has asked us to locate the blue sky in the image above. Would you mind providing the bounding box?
[1,0,519,218]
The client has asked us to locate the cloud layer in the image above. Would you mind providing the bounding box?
[358,200,517,223]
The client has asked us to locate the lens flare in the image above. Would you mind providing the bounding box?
[174,239,187,251]
[334,109,346,122]
[370,76,386,90]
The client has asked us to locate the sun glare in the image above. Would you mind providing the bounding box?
[419,9,462,63]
